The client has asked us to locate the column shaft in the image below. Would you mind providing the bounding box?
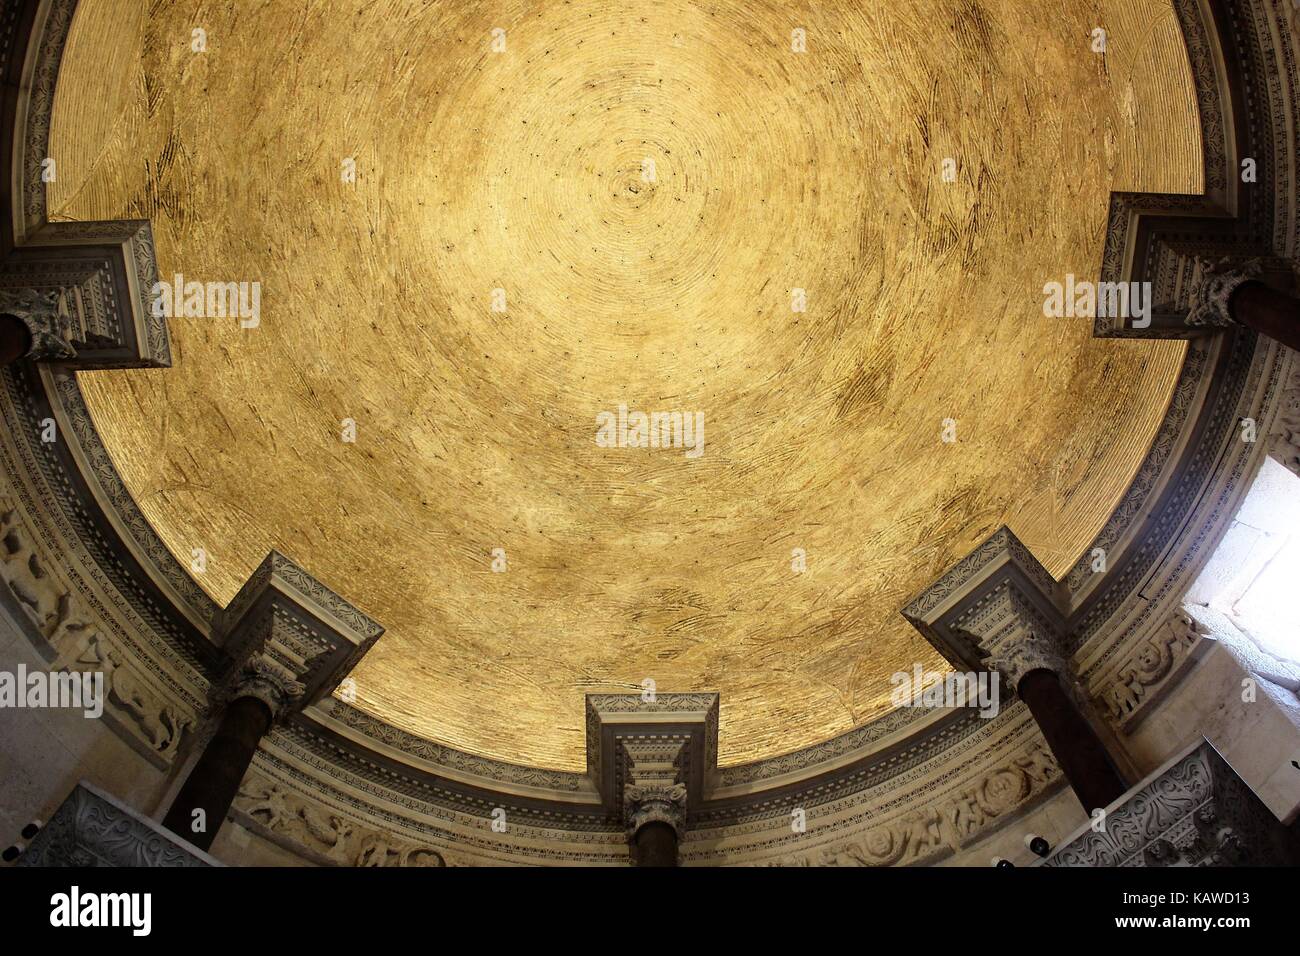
[162,695,272,851]
[1018,668,1127,814]
[633,822,679,867]
[0,314,32,366]
[1232,282,1300,352]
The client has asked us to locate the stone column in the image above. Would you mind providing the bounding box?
[1185,258,1300,352]
[585,693,718,868]
[0,314,31,365]
[161,666,295,850]
[985,633,1128,814]
[903,528,1129,816]
[162,551,383,851]
[622,739,688,867]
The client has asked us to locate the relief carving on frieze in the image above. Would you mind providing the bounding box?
[765,737,1059,867]
[0,502,192,759]
[1042,741,1300,867]
[1268,349,1300,478]
[1096,609,1209,731]
[235,775,452,867]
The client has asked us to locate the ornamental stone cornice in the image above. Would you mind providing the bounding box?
[215,551,383,721]
[902,526,1069,688]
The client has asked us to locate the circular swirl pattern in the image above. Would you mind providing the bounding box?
[55,0,1200,769]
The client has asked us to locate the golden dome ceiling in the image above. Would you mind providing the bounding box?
[51,0,1200,770]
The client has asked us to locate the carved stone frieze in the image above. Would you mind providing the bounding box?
[0,501,194,760]
[755,731,1061,867]
[18,782,218,867]
[1095,608,1210,731]
[1042,740,1300,867]
[1268,346,1300,477]
[319,700,589,793]
[234,774,451,867]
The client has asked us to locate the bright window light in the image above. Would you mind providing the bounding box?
[1190,457,1300,663]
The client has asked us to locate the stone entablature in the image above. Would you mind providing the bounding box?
[221,697,1062,867]
[18,782,219,867]
[1041,739,1300,867]
[0,0,1298,866]
[216,551,383,719]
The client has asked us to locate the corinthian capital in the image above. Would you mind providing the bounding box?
[0,287,76,360]
[979,622,1068,689]
[617,735,690,841]
[625,782,688,839]
[1184,257,1262,329]
[232,653,307,720]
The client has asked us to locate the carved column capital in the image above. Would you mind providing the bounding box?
[620,737,688,840]
[230,652,307,721]
[625,782,688,840]
[980,622,1068,690]
[0,287,76,360]
[1184,256,1262,328]
[948,576,1069,691]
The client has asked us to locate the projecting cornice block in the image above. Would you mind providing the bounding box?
[215,551,383,719]
[2,219,171,368]
[902,526,1069,681]
[585,692,719,819]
